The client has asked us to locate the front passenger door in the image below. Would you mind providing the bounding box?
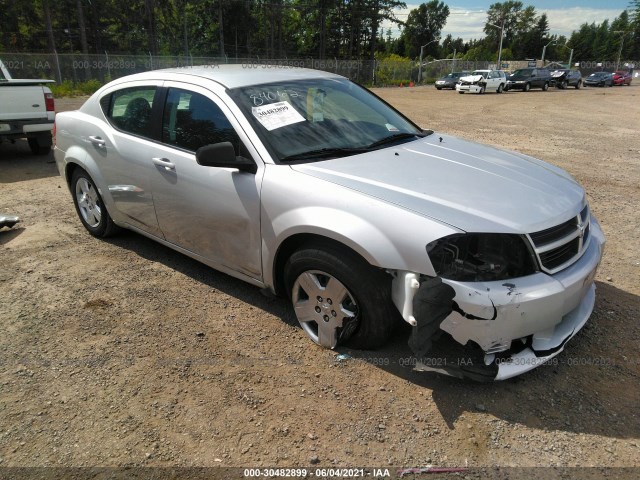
[148,85,264,280]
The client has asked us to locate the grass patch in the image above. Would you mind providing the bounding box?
[50,79,103,97]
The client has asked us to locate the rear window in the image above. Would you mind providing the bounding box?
[100,87,157,138]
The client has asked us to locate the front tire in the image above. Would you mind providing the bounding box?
[524,82,531,92]
[284,243,399,350]
[71,169,119,237]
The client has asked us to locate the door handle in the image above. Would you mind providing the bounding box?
[88,135,106,148]
[152,157,176,170]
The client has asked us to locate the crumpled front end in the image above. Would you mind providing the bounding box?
[456,75,485,94]
[395,211,605,381]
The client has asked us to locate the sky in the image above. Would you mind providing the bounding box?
[382,1,631,42]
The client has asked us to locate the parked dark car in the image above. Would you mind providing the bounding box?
[505,68,552,91]
[584,72,614,87]
[550,69,583,89]
[434,71,470,90]
[613,71,632,86]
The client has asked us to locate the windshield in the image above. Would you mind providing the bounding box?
[228,77,423,162]
[472,71,488,78]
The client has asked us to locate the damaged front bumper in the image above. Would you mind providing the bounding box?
[455,83,483,94]
[394,218,605,381]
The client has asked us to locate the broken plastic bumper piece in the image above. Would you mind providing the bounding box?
[410,219,604,381]
[0,215,21,229]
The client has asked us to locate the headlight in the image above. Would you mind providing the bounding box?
[426,233,539,282]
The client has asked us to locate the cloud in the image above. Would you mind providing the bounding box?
[540,7,626,37]
[382,5,626,42]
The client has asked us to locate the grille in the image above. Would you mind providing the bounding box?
[529,217,577,246]
[528,205,591,274]
[539,237,580,270]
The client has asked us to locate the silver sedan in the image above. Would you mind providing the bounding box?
[54,65,604,381]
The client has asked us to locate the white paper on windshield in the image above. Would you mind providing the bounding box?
[251,101,305,131]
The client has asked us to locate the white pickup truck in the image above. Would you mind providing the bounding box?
[0,59,55,155]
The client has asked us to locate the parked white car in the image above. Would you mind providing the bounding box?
[54,65,604,381]
[456,70,507,94]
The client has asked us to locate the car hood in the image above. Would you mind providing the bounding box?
[290,134,585,234]
[459,74,484,83]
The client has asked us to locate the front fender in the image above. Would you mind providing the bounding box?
[260,166,462,289]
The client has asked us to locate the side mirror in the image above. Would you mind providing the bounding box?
[195,142,257,174]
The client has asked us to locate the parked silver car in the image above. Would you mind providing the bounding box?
[54,65,604,381]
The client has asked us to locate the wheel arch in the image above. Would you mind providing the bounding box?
[271,232,386,297]
[62,153,123,227]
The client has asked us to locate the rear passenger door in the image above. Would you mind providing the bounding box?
[95,82,163,236]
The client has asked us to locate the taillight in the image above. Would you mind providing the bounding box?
[45,92,55,112]
[53,121,56,147]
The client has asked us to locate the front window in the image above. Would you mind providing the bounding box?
[228,78,423,162]
[512,69,533,77]
[161,88,240,153]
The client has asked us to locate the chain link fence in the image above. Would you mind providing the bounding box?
[1,52,637,87]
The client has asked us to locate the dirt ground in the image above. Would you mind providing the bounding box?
[1,83,639,478]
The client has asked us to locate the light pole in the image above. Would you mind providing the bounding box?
[556,42,574,69]
[614,30,627,70]
[541,39,556,66]
[418,39,438,83]
[486,19,505,69]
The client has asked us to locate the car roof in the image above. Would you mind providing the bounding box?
[110,64,344,89]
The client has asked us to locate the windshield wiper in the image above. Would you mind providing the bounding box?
[280,131,429,162]
[365,132,426,149]
[280,147,369,162]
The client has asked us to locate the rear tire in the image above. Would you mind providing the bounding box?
[497,83,504,93]
[575,80,581,89]
[284,242,399,350]
[71,169,119,238]
[542,82,549,91]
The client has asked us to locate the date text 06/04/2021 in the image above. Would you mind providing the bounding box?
[243,468,392,478]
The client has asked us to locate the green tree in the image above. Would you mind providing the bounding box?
[401,0,449,58]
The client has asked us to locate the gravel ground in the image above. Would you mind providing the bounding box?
[1,83,639,479]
